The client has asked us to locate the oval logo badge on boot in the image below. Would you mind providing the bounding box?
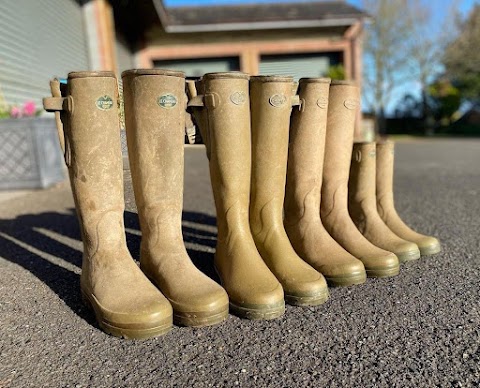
[344,99,359,110]
[230,91,246,105]
[95,95,114,111]
[317,97,328,109]
[269,94,287,107]
[157,94,177,109]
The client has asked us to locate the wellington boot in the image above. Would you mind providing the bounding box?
[348,142,421,263]
[376,141,441,256]
[320,81,400,278]
[188,72,285,319]
[249,76,329,305]
[43,72,172,339]
[284,78,367,287]
[122,69,229,327]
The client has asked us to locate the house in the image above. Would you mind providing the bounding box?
[0,0,367,135]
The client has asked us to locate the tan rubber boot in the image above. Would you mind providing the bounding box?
[249,76,329,305]
[348,142,421,263]
[122,69,229,327]
[376,140,441,256]
[321,81,400,278]
[43,71,172,339]
[284,78,367,286]
[188,72,285,319]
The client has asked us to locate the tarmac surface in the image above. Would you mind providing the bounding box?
[0,138,479,387]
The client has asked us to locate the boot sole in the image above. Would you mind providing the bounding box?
[81,291,172,340]
[229,300,285,320]
[420,243,441,256]
[396,249,421,263]
[366,265,400,278]
[173,305,229,327]
[284,288,329,306]
[325,271,367,287]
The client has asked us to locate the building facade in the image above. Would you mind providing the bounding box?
[0,0,367,135]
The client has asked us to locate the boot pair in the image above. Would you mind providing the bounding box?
[351,141,441,257]
[44,70,228,339]
[188,72,329,320]
[284,79,440,287]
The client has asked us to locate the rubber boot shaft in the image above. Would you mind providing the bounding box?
[376,141,441,256]
[284,78,366,286]
[192,72,285,319]
[348,142,420,263]
[44,71,173,339]
[122,69,229,327]
[321,81,400,278]
[249,76,329,305]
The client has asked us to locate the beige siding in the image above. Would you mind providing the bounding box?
[0,0,89,108]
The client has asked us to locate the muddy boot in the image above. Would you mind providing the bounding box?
[376,141,441,256]
[321,81,400,278]
[43,72,172,339]
[284,78,366,286]
[348,142,421,263]
[188,72,285,319]
[248,76,329,305]
[122,69,229,327]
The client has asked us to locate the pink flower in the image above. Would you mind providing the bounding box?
[23,101,36,116]
[10,106,22,118]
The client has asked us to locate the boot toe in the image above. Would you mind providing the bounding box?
[323,260,367,287]
[362,252,400,278]
[394,242,421,263]
[417,237,441,256]
[283,274,329,307]
[84,291,173,340]
[168,276,229,327]
[229,283,285,320]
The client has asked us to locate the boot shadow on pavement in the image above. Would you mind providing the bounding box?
[0,208,95,326]
[0,208,221,327]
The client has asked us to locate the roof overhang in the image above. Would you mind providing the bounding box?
[151,0,369,34]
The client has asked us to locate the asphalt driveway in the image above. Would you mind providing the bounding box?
[0,138,479,387]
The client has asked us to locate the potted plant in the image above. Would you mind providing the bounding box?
[0,101,65,189]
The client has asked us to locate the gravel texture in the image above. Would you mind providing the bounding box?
[0,139,479,387]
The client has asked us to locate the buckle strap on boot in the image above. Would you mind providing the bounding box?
[186,80,213,159]
[291,95,301,108]
[43,79,72,166]
[187,93,219,109]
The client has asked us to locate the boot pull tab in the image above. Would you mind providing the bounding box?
[354,149,362,163]
[185,81,215,160]
[43,79,73,166]
[291,95,302,111]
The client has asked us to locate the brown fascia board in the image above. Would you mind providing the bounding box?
[151,0,370,33]
[152,0,172,29]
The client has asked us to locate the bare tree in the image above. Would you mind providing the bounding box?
[361,0,415,133]
[361,0,456,133]
[444,4,480,100]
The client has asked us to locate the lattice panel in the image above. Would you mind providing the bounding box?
[0,129,35,180]
[120,130,128,156]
